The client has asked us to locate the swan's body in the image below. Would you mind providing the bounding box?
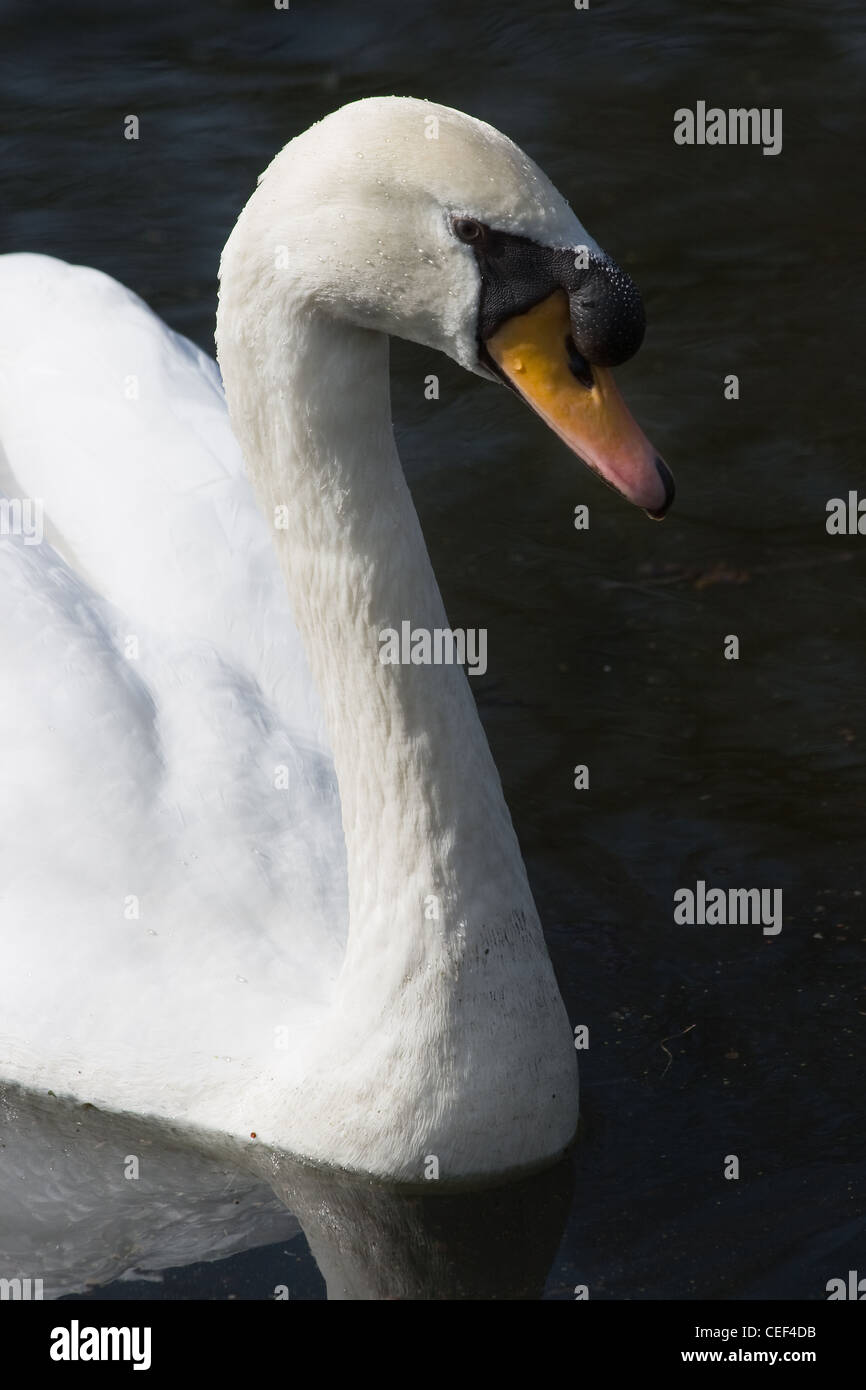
[0,98,669,1181]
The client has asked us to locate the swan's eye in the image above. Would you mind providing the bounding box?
[452,217,483,243]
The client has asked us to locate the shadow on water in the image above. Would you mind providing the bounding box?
[0,1089,574,1301]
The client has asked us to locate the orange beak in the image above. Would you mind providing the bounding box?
[485,290,674,518]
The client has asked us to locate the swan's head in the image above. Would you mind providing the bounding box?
[219,97,673,517]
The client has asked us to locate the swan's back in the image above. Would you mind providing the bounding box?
[0,255,347,1118]
[0,253,323,722]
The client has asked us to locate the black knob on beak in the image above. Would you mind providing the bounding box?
[568,256,646,368]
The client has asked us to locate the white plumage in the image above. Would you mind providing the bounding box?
[0,98,585,1181]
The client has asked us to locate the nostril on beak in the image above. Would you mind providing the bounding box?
[564,334,594,389]
[645,457,675,519]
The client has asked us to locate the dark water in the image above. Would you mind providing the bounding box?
[1,0,864,1299]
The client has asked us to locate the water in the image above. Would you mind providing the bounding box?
[1,0,863,1299]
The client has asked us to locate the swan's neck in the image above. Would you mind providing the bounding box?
[219,288,576,1174]
[254,310,537,968]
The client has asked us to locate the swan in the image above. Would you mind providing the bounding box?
[0,97,672,1183]
[0,1090,572,1298]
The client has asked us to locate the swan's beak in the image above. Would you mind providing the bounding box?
[485,290,674,518]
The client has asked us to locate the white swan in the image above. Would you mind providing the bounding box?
[0,97,671,1183]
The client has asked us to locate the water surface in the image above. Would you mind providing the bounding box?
[1,0,863,1299]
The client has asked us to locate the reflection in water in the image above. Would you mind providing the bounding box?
[0,1087,573,1300]
[2,0,863,1300]
[272,1147,573,1300]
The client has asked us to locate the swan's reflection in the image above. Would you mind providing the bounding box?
[0,1087,573,1300]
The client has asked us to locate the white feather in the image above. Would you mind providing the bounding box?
[0,98,583,1181]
